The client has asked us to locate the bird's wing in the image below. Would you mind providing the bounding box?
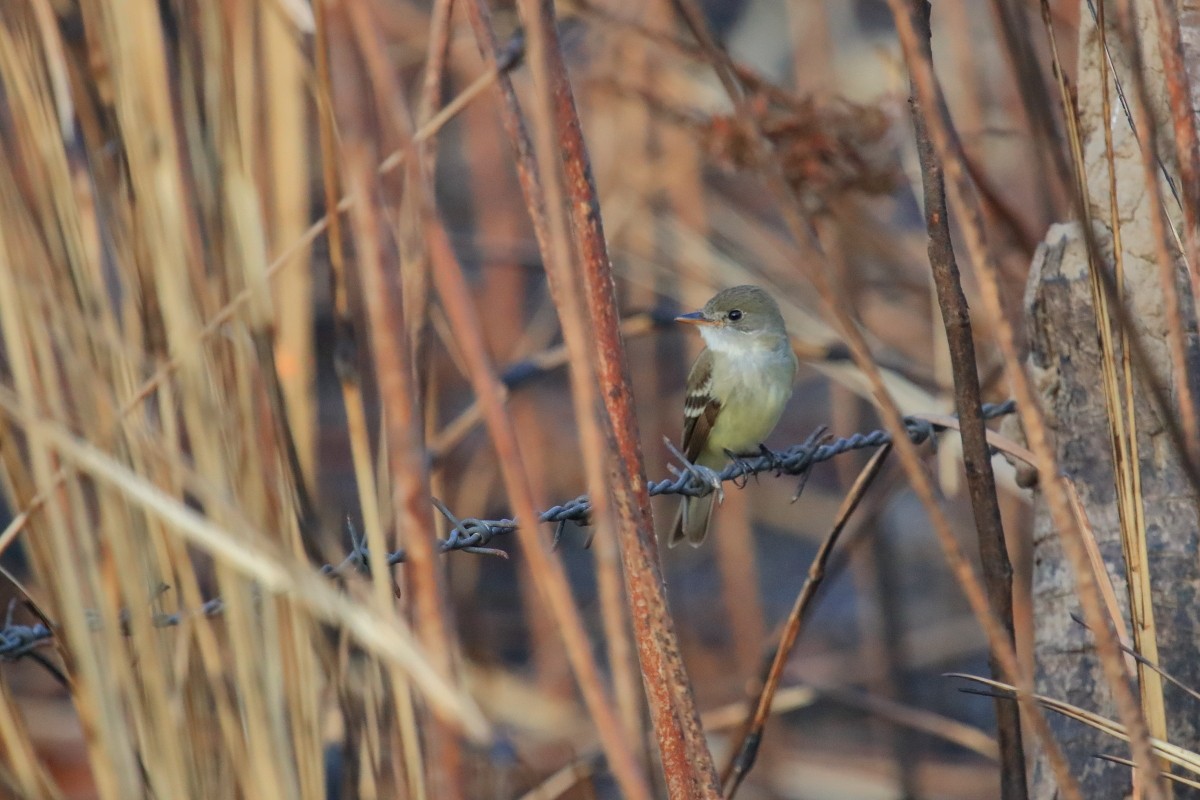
[681,348,721,462]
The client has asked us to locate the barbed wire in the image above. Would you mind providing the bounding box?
[0,400,1015,662]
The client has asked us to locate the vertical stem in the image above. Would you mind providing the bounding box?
[536,8,724,797]
[465,0,721,794]
[905,6,1028,797]
[346,148,460,798]
[424,211,654,800]
[1147,0,1200,334]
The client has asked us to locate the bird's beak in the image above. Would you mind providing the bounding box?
[675,311,714,327]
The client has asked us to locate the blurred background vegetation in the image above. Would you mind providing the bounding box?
[0,0,1173,798]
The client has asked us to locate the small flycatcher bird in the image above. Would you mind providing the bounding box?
[669,285,797,547]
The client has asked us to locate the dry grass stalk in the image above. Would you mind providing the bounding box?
[422,161,654,798]
[1109,0,1200,469]
[0,3,500,796]
[905,18,1027,794]
[1085,0,1171,773]
[952,674,1200,778]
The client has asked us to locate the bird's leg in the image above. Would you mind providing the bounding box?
[722,448,755,488]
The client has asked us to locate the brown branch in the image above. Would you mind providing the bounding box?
[464,0,720,795]
[721,444,892,798]
[531,8,723,797]
[905,7,1027,797]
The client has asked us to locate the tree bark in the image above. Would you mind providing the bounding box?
[1024,4,1200,797]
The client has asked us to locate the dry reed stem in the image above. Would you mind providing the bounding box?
[0,388,490,739]
[311,8,433,796]
[587,19,658,757]
[666,0,1082,795]
[0,3,521,796]
[1145,0,1200,330]
[1109,0,1200,472]
[1097,756,1200,791]
[264,0,315,488]
[339,4,470,794]
[455,26,628,744]
[1066,481,1138,676]
[536,14,725,800]
[1034,1,1200,502]
[415,0,456,173]
[1087,0,1171,778]
[952,674,1200,778]
[888,0,1164,795]
[1,8,214,796]
[348,149,458,798]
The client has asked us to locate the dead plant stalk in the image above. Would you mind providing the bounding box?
[905,23,1028,799]
[722,444,892,798]
[465,0,721,794]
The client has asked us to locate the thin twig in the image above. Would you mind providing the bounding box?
[722,444,891,798]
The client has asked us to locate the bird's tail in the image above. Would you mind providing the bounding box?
[668,493,716,548]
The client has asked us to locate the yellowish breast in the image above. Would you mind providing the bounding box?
[707,349,796,455]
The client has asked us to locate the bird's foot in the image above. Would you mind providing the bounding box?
[756,443,784,473]
[722,448,755,488]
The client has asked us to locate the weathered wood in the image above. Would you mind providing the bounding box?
[1023,4,1200,794]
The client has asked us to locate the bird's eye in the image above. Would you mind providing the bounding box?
[727,309,743,321]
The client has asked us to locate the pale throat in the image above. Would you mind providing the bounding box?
[698,325,786,356]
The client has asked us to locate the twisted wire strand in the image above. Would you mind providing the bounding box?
[0,400,1015,660]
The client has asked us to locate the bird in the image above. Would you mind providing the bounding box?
[669,285,797,547]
